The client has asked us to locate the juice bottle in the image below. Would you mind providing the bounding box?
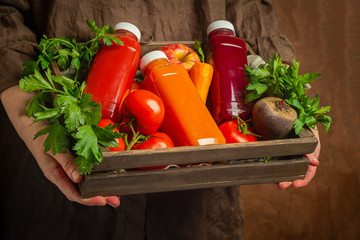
[205,20,251,124]
[84,22,141,123]
[140,51,225,147]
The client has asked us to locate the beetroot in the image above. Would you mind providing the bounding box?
[252,97,297,140]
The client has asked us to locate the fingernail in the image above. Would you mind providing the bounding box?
[278,182,292,190]
[72,170,81,181]
[108,201,120,208]
[310,155,319,166]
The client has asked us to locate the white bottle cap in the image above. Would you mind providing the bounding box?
[140,50,169,71]
[207,20,235,36]
[114,22,141,42]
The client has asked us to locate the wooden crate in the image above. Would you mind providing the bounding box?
[79,128,317,197]
[78,41,317,197]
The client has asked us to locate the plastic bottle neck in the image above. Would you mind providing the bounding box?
[142,58,169,76]
[208,28,235,38]
[115,29,139,41]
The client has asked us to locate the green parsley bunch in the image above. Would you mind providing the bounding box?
[19,20,123,174]
[245,54,332,135]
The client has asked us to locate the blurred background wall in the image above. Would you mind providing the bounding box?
[240,0,360,239]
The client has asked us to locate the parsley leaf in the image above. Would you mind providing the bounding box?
[52,75,77,90]
[19,70,55,92]
[75,155,97,175]
[25,92,50,117]
[72,125,103,162]
[33,106,62,123]
[22,61,38,76]
[34,119,70,155]
[72,124,122,174]
[63,102,86,132]
[92,125,122,147]
[78,93,102,125]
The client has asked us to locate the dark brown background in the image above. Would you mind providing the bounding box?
[240,0,360,239]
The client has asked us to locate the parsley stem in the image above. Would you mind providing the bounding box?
[42,38,77,51]
[43,89,66,95]
[81,37,99,46]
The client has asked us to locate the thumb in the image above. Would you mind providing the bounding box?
[50,150,83,183]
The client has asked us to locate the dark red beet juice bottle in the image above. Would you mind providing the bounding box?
[84,22,141,123]
[205,20,251,124]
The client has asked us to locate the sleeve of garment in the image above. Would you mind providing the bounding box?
[228,0,295,64]
[0,1,38,94]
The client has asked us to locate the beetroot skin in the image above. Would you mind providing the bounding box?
[252,97,297,140]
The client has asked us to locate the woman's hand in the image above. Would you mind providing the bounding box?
[1,85,120,207]
[277,127,321,190]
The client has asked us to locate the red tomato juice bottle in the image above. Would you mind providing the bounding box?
[139,51,225,147]
[84,22,141,123]
[205,20,252,124]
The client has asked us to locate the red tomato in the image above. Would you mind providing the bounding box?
[132,132,174,170]
[246,133,258,142]
[132,132,174,150]
[219,119,258,143]
[120,89,165,135]
[98,119,126,151]
[110,138,126,151]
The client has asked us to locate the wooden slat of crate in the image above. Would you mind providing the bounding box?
[92,128,317,172]
[79,156,309,197]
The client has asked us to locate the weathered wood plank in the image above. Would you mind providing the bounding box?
[92,128,317,172]
[80,156,309,197]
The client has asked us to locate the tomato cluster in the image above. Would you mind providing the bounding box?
[97,88,174,170]
[97,81,260,172]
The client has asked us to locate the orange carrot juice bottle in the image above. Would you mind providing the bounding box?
[140,51,225,147]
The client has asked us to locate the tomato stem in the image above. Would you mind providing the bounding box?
[125,120,147,150]
[234,116,261,137]
[122,102,147,130]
